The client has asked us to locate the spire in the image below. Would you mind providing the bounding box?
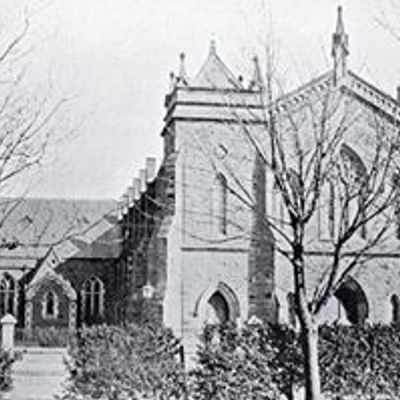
[168,71,176,92]
[249,56,264,91]
[332,5,349,84]
[177,52,188,86]
[209,38,217,55]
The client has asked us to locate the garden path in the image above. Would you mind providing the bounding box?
[4,347,68,400]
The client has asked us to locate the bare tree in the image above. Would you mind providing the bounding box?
[376,0,400,43]
[183,9,400,400]
[0,2,71,247]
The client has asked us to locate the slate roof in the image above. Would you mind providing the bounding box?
[0,198,118,271]
[54,214,121,260]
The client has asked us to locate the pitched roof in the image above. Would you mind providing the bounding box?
[54,216,121,260]
[274,70,400,123]
[0,198,116,246]
[191,41,242,90]
[0,198,117,270]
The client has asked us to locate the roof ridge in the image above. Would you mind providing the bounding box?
[191,45,241,89]
[348,70,399,106]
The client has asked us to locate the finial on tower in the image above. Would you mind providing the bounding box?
[332,5,349,84]
[177,52,188,86]
[249,56,264,91]
[209,36,217,55]
[169,71,176,92]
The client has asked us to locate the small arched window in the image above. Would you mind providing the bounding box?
[0,275,16,317]
[216,173,228,234]
[339,144,367,238]
[335,278,368,325]
[319,181,336,241]
[391,294,400,325]
[287,292,297,328]
[206,291,230,325]
[272,179,285,228]
[81,277,104,322]
[42,290,58,319]
[392,174,400,240]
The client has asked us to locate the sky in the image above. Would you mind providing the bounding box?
[6,0,400,199]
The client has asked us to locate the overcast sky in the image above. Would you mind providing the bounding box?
[10,0,400,199]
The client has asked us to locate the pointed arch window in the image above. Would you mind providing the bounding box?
[339,144,367,239]
[0,275,16,317]
[393,174,400,240]
[318,181,336,241]
[206,292,229,325]
[216,173,228,234]
[391,294,400,325]
[81,277,104,321]
[42,290,58,319]
[328,182,336,239]
[335,278,368,325]
[272,179,285,228]
[395,198,400,240]
[287,292,297,328]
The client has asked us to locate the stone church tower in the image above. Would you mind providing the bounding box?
[120,41,276,357]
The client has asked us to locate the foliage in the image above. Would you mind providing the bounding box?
[190,323,283,400]
[58,321,400,400]
[19,327,72,348]
[190,323,400,400]
[60,323,185,400]
[319,324,400,399]
[0,349,22,394]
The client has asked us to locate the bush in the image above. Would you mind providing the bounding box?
[61,323,185,400]
[319,324,400,399]
[0,349,22,393]
[59,322,400,400]
[190,324,279,399]
[191,323,400,400]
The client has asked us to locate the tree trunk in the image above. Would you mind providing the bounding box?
[302,324,321,400]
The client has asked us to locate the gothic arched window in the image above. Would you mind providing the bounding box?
[339,144,367,239]
[206,291,230,325]
[216,173,228,234]
[391,294,400,325]
[0,275,16,317]
[287,292,297,328]
[272,179,285,228]
[319,181,336,241]
[42,290,58,319]
[81,277,104,322]
[392,174,400,240]
[335,278,368,325]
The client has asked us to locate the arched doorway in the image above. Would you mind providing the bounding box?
[195,281,240,326]
[205,291,230,325]
[335,278,368,325]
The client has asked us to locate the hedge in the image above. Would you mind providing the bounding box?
[190,323,400,400]
[61,323,185,400]
[61,322,400,400]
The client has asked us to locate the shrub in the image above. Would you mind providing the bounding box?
[319,324,400,399]
[190,323,400,400]
[189,324,280,400]
[0,349,22,393]
[61,323,185,400]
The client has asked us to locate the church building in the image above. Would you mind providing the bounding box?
[118,6,400,356]
[0,7,399,354]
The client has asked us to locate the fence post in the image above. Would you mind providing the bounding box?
[1,314,16,350]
